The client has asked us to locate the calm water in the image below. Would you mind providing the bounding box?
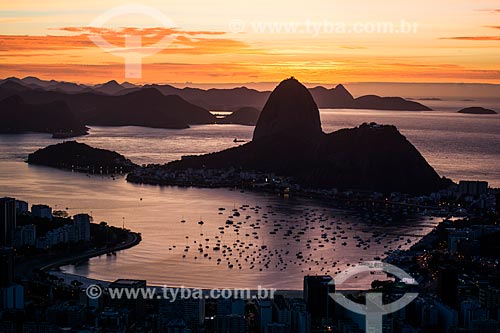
[0,109,499,289]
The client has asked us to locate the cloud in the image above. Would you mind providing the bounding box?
[0,27,259,55]
[476,9,500,13]
[440,36,500,41]
[1,61,499,85]
[339,46,367,50]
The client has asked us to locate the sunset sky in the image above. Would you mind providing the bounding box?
[1,0,499,85]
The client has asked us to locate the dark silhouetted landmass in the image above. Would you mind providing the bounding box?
[140,84,269,110]
[144,82,431,111]
[0,95,87,136]
[27,141,137,173]
[353,95,432,111]
[253,78,322,140]
[219,107,261,126]
[458,107,497,114]
[93,80,126,95]
[1,77,431,112]
[309,84,355,108]
[130,78,446,194]
[417,98,442,101]
[0,82,217,129]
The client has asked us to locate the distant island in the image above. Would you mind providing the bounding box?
[406,97,442,101]
[0,95,87,137]
[128,78,448,195]
[27,141,137,173]
[219,107,261,126]
[457,107,497,115]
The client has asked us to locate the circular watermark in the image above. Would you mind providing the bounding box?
[88,4,178,78]
[86,284,103,299]
[228,19,246,33]
[330,261,418,333]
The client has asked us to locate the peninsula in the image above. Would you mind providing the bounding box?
[128,78,447,195]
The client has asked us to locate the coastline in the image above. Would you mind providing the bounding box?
[40,231,141,272]
[14,229,141,281]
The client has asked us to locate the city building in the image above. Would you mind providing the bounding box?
[14,200,28,215]
[14,224,36,247]
[213,314,246,333]
[0,247,14,287]
[288,299,311,333]
[31,204,52,220]
[437,266,459,308]
[159,297,205,331]
[166,319,190,333]
[1,283,24,310]
[264,322,287,333]
[73,213,91,242]
[109,279,147,321]
[216,298,245,316]
[479,284,500,318]
[0,197,16,247]
[96,308,128,333]
[458,181,488,197]
[272,295,291,329]
[256,299,273,333]
[303,275,334,324]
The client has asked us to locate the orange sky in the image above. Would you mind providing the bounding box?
[0,0,499,85]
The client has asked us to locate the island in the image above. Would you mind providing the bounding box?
[128,77,448,195]
[219,107,261,126]
[457,107,498,115]
[27,141,137,174]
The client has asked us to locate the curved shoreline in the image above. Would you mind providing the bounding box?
[40,231,141,272]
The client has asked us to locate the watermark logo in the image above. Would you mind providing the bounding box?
[85,284,277,302]
[86,284,103,300]
[330,261,418,333]
[88,4,177,78]
[228,19,418,36]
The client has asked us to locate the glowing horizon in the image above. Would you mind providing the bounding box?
[1,0,499,85]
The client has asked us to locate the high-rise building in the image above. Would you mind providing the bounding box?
[288,298,311,333]
[458,181,488,197]
[217,298,245,316]
[166,319,189,333]
[256,299,273,333]
[437,267,458,308]
[73,213,91,241]
[14,200,28,215]
[15,224,36,247]
[265,322,287,333]
[108,279,147,321]
[0,248,14,287]
[1,284,24,310]
[0,197,16,247]
[213,314,246,333]
[495,192,500,213]
[272,295,291,329]
[303,275,334,323]
[31,204,52,220]
[159,297,205,331]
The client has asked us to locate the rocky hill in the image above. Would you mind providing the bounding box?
[133,78,446,194]
[27,141,137,173]
[0,95,87,136]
